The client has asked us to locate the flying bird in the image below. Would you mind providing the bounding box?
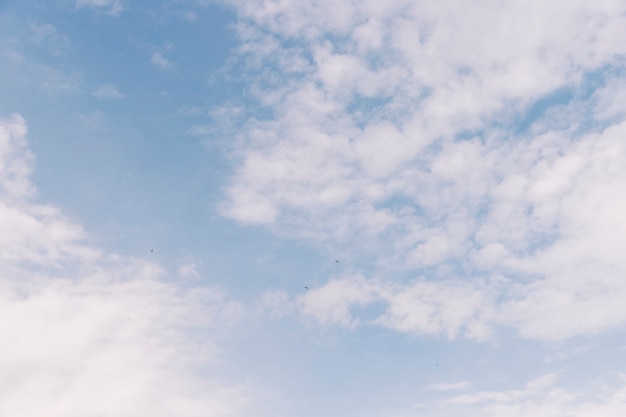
[304,286,309,290]
[334,260,339,263]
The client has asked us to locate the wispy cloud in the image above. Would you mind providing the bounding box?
[437,372,626,417]
[186,124,214,136]
[0,26,83,94]
[74,0,124,16]
[28,22,69,55]
[425,381,472,392]
[92,83,125,99]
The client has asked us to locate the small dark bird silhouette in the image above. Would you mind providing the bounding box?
[150,249,153,253]
[304,286,309,290]
[334,260,339,263]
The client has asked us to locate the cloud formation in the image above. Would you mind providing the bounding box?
[0,114,247,416]
[220,0,626,341]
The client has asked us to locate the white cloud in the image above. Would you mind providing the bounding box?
[297,275,495,341]
[425,381,472,392]
[0,114,36,201]
[407,373,626,417]
[0,114,248,416]
[219,0,626,342]
[592,76,626,122]
[289,116,626,341]
[258,290,294,317]
[151,52,170,69]
[377,279,494,341]
[437,373,626,417]
[74,0,124,16]
[298,276,380,328]
[0,274,246,417]
[92,83,125,99]
[177,259,201,280]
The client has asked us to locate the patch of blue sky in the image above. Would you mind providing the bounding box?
[345,94,415,130]
[514,64,626,138]
[0,0,241,259]
[0,4,340,375]
[375,192,427,216]
[567,64,626,133]
[509,87,575,134]
[234,320,474,416]
[453,127,487,142]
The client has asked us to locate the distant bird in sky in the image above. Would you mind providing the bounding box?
[150,249,153,253]
[334,260,339,263]
[304,286,309,290]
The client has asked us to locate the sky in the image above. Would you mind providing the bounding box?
[2,0,626,416]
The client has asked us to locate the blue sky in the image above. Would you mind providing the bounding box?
[3,1,626,416]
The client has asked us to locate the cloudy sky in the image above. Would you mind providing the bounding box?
[2,0,626,416]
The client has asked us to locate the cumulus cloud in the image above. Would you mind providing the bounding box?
[0,114,248,416]
[297,275,495,340]
[218,0,626,341]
